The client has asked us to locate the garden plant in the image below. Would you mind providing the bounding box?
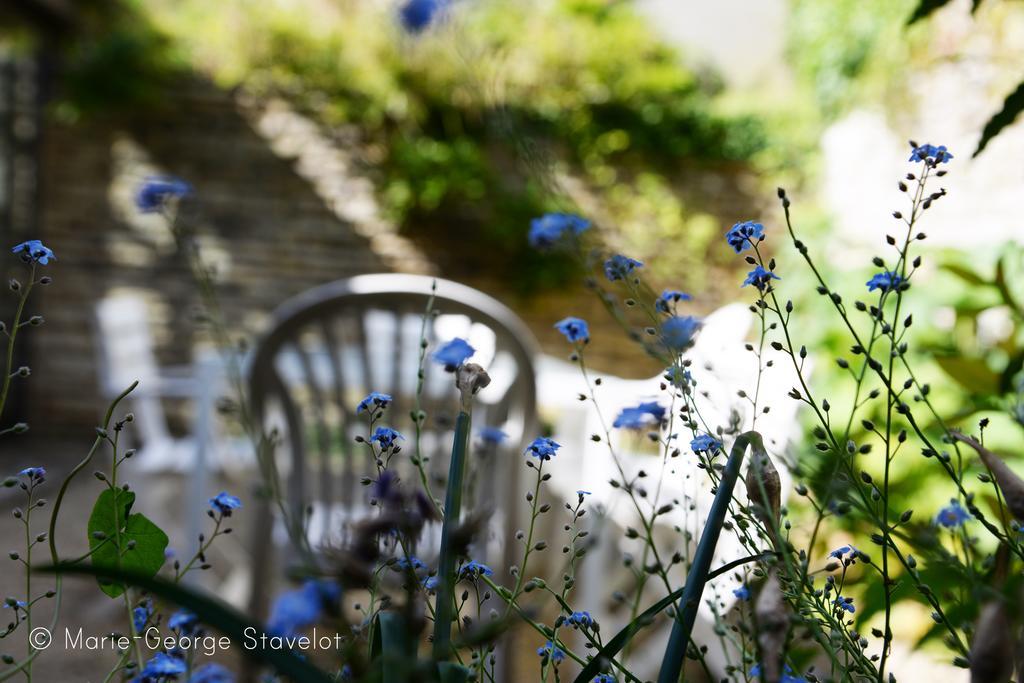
[2,138,1024,683]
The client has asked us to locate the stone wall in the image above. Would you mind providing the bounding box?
[21,80,433,431]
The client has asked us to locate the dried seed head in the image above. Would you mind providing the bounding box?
[746,450,782,546]
[456,363,491,410]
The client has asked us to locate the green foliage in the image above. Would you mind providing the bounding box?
[140,0,771,291]
[87,488,168,598]
[975,80,1024,157]
[788,0,915,120]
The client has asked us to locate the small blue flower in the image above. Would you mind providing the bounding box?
[725,220,765,253]
[612,402,665,430]
[11,240,55,265]
[18,467,45,481]
[3,599,26,611]
[169,609,198,634]
[189,664,234,683]
[135,176,192,213]
[834,595,855,613]
[908,143,953,164]
[356,392,392,415]
[829,544,857,560]
[267,580,341,637]
[478,427,508,445]
[577,490,591,497]
[529,213,590,250]
[536,640,565,663]
[603,254,644,282]
[209,491,242,515]
[554,317,590,344]
[594,676,615,683]
[750,664,762,678]
[936,500,970,528]
[433,338,475,370]
[525,437,561,460]
[395,556,425,571]
[733,585,750,601]
[133,599,152,632]
[399,0,448,33]
[866,271,904,293]
[566,611,594,629]
[458,560,494,581]
[370,427,405,450]
[690,434,722,455]
[140,652,187,678]
[743,265,781,291]
[655,290,692,314]
[422,575,440,591]
[661,316,702,352]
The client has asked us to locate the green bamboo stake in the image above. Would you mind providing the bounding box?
[432,364,490,661]
[657,431,765,683]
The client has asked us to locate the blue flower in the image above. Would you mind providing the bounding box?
[751,664,808,682]
[835,595,855,613]
[267,580,341,637]
[936,500,970,528]
[594,676,615,683]
[603,254,644,282]
[209,491,242,515]
[908,143,953,164]
[433,338,475,370]
[866,271,904,293]
[11,240,55,265]
[188,664,234,683]
[135,176,192,213]
[133,599,152,632]
[661,316,702,352]
[458,560,494,581]
[525,437,561,460]
[566,611,594,629]
[356,392,392,415]
[399,0,448,33]
[725,220,765,253]
[140,652,187,678]
[554,317,590,344]
[19,467,45,481]
[577,490,591,497]
[395,556,425,571]
[690,434,722,455]
[733,585,750,601]
[168,609,198,634]
[828,544,858,560]
[370,427,405,450]
[743,265,781,291]
[536,640,565,663]
[612,401,665,429]
[529,213,590,250]
[422,575,440,591]
[478,427,508,445]
[655,290,692,314]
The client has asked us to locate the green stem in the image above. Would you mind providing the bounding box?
[0,264,34,420]
[657,431,763,683]
[432,410,472,660]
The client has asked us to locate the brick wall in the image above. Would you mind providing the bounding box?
[23,80,433,431]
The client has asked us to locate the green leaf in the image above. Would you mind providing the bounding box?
[940,263,989,286]
[40,563,334,683]
[87,488,168,598]
[933,355,1001,396]
[373,611,416,683]
[906,0,954,24]
[657,432,764,683]
[975,80,1024,157]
